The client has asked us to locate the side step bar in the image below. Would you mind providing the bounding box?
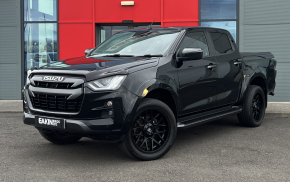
[177,108,242,128]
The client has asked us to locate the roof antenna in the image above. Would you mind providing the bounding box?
[148,18,156,30]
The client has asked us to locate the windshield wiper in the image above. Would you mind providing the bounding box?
[103,54,135,57]
[137,54,163,57]
[90,54,163,58]
[89,54,135,58]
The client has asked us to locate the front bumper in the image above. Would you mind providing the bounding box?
[24,112,114,134]
[23,112,127,141]
[23,85,141,139]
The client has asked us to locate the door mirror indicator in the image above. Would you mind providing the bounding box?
[177,48,203,62]
[85,48,94,56]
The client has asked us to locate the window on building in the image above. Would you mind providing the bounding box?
[23,0,58,81]
[24,23,57,70]
[200,0,237,42]
[209,32,233,54]
[100,26,129,43]
[24,0,57,21]
[97,24,161,44]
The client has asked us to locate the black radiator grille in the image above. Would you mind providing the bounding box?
[34,81,77,89]
[30,94,82,112]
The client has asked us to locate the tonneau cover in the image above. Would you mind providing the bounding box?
[240,52,274,59]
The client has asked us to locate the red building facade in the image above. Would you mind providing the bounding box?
[58,0,199,60]
[23,0,237,84]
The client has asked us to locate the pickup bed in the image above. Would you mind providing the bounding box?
[23,27,277,160]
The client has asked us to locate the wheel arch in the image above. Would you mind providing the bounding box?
[143,88,178,121]
[249,76,268,107]
[239,74,268,107]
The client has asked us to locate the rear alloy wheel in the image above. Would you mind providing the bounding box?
[238,85,266,127]
[119,99,176,160]
[252,93,263,121]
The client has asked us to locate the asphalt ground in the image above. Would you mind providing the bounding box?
[1,113,290,182]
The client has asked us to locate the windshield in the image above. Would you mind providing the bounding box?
[90,30,180,57]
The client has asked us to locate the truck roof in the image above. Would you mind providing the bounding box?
[122,26,229,32]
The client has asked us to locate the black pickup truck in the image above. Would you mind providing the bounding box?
[23,27,277,160]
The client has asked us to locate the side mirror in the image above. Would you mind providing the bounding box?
[85,48,94,56]
[177,48,203,62]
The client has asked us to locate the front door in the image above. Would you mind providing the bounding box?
[177,30,218,115]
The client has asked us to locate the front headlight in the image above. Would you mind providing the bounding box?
[26,70,32,85]
[86,75,127,91]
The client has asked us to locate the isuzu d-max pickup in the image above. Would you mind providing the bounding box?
[23,27,277,160]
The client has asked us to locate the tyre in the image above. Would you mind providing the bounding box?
[38,130,82,145]
[238,85,266,127]
[119,98,177,161]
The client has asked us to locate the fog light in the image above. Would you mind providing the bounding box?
[107,101,113,107]
[108,110,113,116]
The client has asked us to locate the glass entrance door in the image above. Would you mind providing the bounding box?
[97,23,161,44]
[100,26,129,43]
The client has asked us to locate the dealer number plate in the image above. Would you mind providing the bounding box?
[35,116,65,129]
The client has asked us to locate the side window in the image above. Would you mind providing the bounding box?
[209,32,233,54]
[178,31,210,57]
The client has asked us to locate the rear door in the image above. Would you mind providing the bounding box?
[207,30,243,106]
[177,30,218,115]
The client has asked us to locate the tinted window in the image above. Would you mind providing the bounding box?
[209,32,233,54]
[178,32,210,57]
[201,21,236,41]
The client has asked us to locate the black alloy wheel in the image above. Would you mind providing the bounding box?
[131,109,169,153]
[119,98,176,161]
[238,85,266,127]
[252,93,263,121]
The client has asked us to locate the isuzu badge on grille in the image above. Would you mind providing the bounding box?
[43,76,65,82]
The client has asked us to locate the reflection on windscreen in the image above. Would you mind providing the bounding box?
[91,30,179,56]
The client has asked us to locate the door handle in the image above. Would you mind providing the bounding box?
[207,64,216,69]
[234,61,242,66]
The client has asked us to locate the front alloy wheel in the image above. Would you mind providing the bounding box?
[131,109,169,153]
[119,99,176,161]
